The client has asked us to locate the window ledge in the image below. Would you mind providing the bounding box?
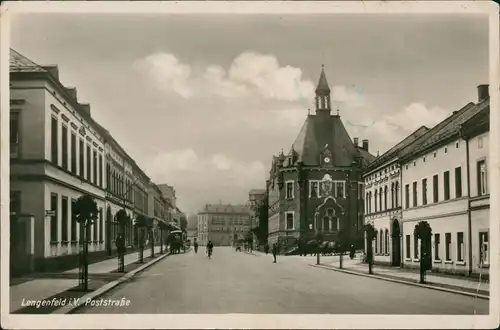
[404,258,412,262]
[61,240,69,245]
[50,241,58,246]
[479,264,490,269]
[412,259,419,262]
[456,261,466,266]
[433,259,442,264]
[444,260,453,264]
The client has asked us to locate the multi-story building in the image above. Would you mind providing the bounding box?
[197,204,251,246]
[363,126,430,266]
[248,189,266,247]
[147,182,169,242]
[460,102,490,275]
[266,66,375,249]
[398,85,489,277]
[132,163,150,245]
[10,49,107,273]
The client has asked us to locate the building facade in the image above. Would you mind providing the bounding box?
[10,49,107,273]
[197,204,251,246]
[248,189,266,246]
[364,84,490,277]
[147,182,169,242]
[266,67,375,249]
[9,49,176,275]
[363,126,430,266]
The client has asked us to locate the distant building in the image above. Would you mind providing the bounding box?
[266,66,375,249]
[197,204,252,246]
[157,184,177,208]
[248,189,266,246]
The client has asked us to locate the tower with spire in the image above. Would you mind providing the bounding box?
[315,64,331,113]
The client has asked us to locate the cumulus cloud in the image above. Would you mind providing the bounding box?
[146,149,267,212]
[133,51,314,101]
[385,102,449,132]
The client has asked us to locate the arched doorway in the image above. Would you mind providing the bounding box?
[106,207,112,255]
[391,218,401,266]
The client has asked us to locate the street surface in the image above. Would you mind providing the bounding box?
[77,247,489,314]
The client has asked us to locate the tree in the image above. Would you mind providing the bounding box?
[336,228,350,269]
[73,194,98,291]
[251,196,269,245]
[135,214,147,263]
[115,209,129,271]
[364,223,377,274]
[414,221,432,283]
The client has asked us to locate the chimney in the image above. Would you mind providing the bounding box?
[477,84,489,102]
[80,103,91,117]
[362,139,369,152]
[353,137,359,147]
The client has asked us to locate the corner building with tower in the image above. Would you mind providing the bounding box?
[266,67,376,250]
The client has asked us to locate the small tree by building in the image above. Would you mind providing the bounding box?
[364,223,377,274]
[115,209,129,271]
[73,194,99,291]
[135,214,147,263]
[414,221,432,283]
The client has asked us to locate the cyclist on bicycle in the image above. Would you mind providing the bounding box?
[206,241,214,258]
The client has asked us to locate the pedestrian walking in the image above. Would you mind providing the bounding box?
[272,243,278,263]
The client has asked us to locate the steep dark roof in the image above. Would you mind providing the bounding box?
[400,101,483,162]
[290,114,375,166]
[10,49,48,73]
[460,103,489,138]
[364,126,430,173]
[315,66,331,94]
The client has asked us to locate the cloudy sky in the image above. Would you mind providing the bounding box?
[11,13,489,214]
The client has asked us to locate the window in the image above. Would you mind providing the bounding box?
[379,188,383,210]
[99,154,103,187]
[394,182,399,207]
[422,178,428,205]
[336,182,345,198]
[405,235,411,259]
[70,133,77,174]
[383,186,388,210]
[478,136,483,149]
[50,193,58,242]
[479,232,489,265]
[92,150,98,184]
[453,167,462,198]
[404,184,409,209]
[433,174,439,203]
[51,116,58,164]
[413,234,419,259]
[385,229,389,254]
[79,139,84,177]
[457,232,464,262]
[477,159,488,195]
[412,182,417,207]
[10,112,19,159]
[61,125,68,170]
[286,181,294,199]
[71,198,77,241]
[374,234,378,254]
[374,191,378,212]
[310,181,319,198]
[61,196,68,242]
[379,230,383,253]
[390,183,395,209]
[444,171,450,201]
[445,233,451,261]
[434,233,440,260]
[86,144,91,181]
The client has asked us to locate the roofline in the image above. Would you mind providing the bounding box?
[363,125,429,172]
[399,102,477,163]
[362,156,399,177]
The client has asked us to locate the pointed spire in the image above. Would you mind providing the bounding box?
[315,64,331,95]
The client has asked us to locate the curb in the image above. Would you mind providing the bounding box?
[309,264,490,300]
[53,252,171,314]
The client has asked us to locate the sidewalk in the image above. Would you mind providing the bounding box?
[10,244,167,313]
[315,256,490,296]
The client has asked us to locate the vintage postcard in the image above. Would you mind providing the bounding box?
[1,1,499,329]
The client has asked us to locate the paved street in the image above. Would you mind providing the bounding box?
[77,247,488,314]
